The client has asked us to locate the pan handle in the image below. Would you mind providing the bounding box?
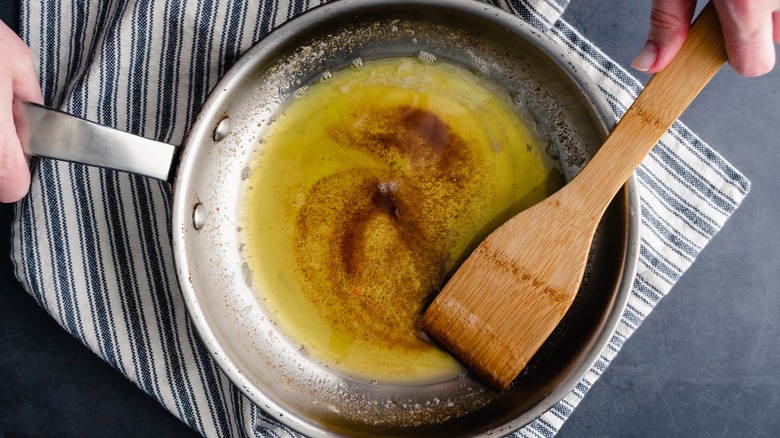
[16,101,180,182]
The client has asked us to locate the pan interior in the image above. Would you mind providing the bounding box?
[240,55,568,388]
[172,1,637,436]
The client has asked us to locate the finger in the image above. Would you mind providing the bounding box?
[11,52,44,105]
[0,78,31,203]
[632,0,697,72]
[0,20,38,202]
[772,10,780,44]
[0,21,43,104]
[714,0,776,77]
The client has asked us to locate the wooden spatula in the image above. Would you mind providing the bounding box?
[421,2,727,390]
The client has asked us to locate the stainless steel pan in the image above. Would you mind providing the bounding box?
[19,0,639,435]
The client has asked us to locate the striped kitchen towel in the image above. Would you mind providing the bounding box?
[11,0,749,437]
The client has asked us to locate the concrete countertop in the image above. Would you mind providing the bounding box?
[2,1,778,436]
[559,2,780,436]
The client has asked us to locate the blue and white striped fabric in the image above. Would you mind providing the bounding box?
[12,0,750,436]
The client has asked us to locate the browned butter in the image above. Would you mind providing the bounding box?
[241,57,563,384]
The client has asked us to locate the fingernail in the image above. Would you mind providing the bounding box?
[631,40,658,72]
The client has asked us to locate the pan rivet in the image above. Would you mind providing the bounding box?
[213,117,230,142]
[192,203,206,230]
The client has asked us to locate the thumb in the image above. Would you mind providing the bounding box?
[632,0,697,73]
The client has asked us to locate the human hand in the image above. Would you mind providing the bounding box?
[0,20,43,203]
[631,0,780,77]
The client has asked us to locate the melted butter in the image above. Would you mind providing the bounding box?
[242,57,564,384]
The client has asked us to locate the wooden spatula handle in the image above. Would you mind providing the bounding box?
[571,2,727,214]
[421,2,728,391]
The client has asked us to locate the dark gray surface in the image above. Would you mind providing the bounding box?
[1,1,779,437]
[559,2,780,437]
